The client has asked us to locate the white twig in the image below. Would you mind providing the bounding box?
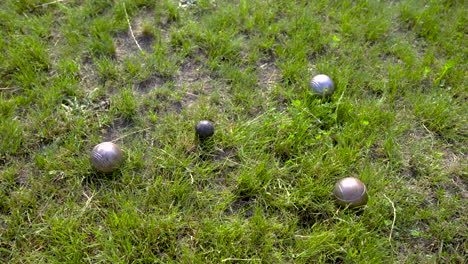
[82,191,95,211]
[36,0,66,7]
[221,258,261,262]
[123,3,143,52]
[0,87,13,90]
[438,240,444,256]
[294,235,313,238]
[189,171,194,184]
[111,128,151,143]
[384,194,396,242]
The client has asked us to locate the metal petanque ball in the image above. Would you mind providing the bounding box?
[309,74,335,96]
[91,142,124,173]
[195,120,215,140]
[333,177,368,208]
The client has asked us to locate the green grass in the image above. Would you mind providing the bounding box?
[0,0,466,263]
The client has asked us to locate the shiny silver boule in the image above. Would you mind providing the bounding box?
[195,120,215,139]
[91,142,124,173]
[309,74,335,96]
[333,177,368,208]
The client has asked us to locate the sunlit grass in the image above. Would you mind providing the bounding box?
[0,0,466,263]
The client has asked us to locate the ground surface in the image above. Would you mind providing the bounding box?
[0,0,467,263]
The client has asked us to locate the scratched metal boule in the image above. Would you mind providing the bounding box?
[309,74,335,96]
[91,142,124,173]
[333,177,368,208]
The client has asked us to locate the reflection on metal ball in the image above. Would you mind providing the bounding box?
[91,142,124,173]
[309,74,335,96]
[333,177,368,208]
[195,120,215,139]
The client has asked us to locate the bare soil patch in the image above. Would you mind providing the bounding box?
[176,60,214,108]
[135,75,166,95]
[257,61,280,92]
[114,13,156,59]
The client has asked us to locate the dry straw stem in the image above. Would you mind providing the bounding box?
[221,258,261,262]
[294,235,313,238]
[111,127,151,143]
[123,3,143,52]
[383,194,396,242]
[36,0,66,7]
[81,191,95,211]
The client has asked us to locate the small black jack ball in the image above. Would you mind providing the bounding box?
[195,120,215,139]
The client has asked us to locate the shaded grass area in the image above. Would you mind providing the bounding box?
[0,0,466,263]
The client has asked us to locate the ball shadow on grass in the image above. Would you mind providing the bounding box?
[194,133,217,160]
[82,168,124,191]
